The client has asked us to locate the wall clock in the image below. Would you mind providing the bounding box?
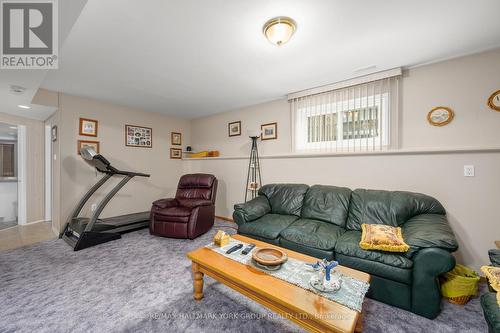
[427,106,454,127]
[487,90,500,112]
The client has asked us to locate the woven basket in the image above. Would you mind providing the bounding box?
[446,295,472,305]
[440,264,480,305]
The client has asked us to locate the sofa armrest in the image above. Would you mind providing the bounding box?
[489,249,500,267]
[411,247,456,318]
[402,214,458,257]
[233,196,271,226]
[177,198,213,208]
[152,198,178,209]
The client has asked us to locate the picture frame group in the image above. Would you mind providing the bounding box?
[126,124,153,148]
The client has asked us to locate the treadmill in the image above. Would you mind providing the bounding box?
[60,147,150,251]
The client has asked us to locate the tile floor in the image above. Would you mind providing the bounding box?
[0,221,56,252]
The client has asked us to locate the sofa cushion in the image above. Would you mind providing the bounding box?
[280,218,344,251]
[301,185,351,227]
[336,253,412,285]
[258,184,309,216]
[335,230,413,269]
[279,238,335,261]
[154,206,192,217]
[346,189,446,231]
[237,214,299,240]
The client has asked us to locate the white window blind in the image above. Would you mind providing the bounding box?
[291,76,400,153]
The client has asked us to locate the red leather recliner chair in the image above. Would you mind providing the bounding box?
[149,174,218,239]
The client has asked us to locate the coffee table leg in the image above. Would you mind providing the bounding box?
[354,311,363,333]
[192,262,204,300]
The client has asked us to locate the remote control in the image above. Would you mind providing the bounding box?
[241,244,256,255]
[226,244,243,254]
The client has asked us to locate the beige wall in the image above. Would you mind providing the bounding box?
[187,48,500,271]
[0,112,45,224]
[51,93,190,233]
[45,109,61,234]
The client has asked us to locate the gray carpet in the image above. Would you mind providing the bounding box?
[0,221,488,333]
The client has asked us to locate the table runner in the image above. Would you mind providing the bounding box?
[206,238,370,312]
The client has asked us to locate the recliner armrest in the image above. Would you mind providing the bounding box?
[402,214,458,257]
[177,198,213,208]
[152,198,178,209]
[233,196,271,225]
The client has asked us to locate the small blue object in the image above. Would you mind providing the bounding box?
[321,259,339,281]
[306,261,322,270]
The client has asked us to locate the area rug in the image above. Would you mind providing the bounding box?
[0,221,488,333]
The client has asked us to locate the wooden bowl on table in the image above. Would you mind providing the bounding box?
[252,247,288,269]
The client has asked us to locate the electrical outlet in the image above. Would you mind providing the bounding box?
[91,204,97,212]
[464,165,475,177]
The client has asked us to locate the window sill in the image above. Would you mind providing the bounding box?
[0,177,18,182]
[183,146,500,160]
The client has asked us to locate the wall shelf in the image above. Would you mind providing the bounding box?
[184,146,500,161]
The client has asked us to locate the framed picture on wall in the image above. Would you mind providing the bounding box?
[228,121,241,137]
[77,140,100,155]
[170,148,182,159]
[125,124,152,148]
[79,118,98,137]
[261,122,277,140]
[171,132,182,145]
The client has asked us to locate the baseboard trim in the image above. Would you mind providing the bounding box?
[216,215,234,223]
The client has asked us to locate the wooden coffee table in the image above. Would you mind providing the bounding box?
[187,234,370,333]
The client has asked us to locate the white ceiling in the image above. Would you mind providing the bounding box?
[35,0,500,118]
[0,122,17,140]
[0,0,88,120]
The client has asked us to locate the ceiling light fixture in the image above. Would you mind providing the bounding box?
[263,16,296,46]
[17,105,31,109]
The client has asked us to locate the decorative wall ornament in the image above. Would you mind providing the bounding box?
[487,90,500,112]
[427,107,454,127]
[51,125,57,142]
[77,140,99,155]
[261,122,278,140]
[125,125,152,148]
[79,118,98,137]
[171,132,182,145]
[170,148,182,159]
[228,121,241,137]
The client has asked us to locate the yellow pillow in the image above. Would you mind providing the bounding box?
[481,266,500,292]
[359,224,410,252]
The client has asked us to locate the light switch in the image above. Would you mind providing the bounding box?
[464,165,475,177]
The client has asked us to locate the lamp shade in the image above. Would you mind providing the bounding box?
[263,17,296,46]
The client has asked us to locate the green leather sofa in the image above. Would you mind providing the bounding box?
[233,184,458,319]
[481,249,500,333]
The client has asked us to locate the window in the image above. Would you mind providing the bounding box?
[291,76,399,153]
[0,143,16,178]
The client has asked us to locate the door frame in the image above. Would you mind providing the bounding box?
[44,125,52,222]
[17,125,27,225]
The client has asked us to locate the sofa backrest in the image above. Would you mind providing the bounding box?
[301,185,352,227]
[176,173,218,203]
[346,188,446,231]
[258,184,309,216]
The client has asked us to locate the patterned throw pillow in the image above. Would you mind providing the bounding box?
[481,266,500,306]
[359,224,410,252]
[482,266,500,292]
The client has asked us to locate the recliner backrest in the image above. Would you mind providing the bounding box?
[301,185,352,227]
[258,184,309,216]
[346,188,446,231]
[176,173,218,203]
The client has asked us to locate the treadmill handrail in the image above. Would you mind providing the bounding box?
[59,173,113,237]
